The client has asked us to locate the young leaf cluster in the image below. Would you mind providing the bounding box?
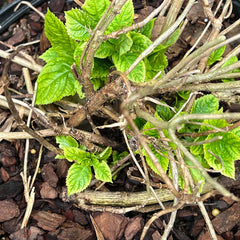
[36,0,180,105]
[138,94,240,190]
[56,135,112,196]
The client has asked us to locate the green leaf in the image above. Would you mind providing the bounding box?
[56,135,78,149]
[92,58,112,78]
[191,94,219,114]
[112,151,128,165]
[164,27,181,48]
[91,78,107,91]
[147,50,168,72]
[36,61,77,104]
[40,48,59,63]
[221,56,240,82]
[96,147,112,161]
[207,46,225,66]
[185,159,205,192]
[112,52,146,82]
[66,164,92,195]
[92,159,112,182]
[82,0,110,20]
[44,9,77,56]
[140,18,155,38]
[204,132,240,178]
[142,121,159,138]
[107,0,134,33]
[116,33,133,56]
[74,81,85,99]
[64,147,91,164]
[74,42,87,69]
[156,102,174,121]
[200,118,230,132]
[95,41,115,58]
[130,32,152,53]
[230,125,240,138]
[190,136,206,155]
[65,8,93,41]
[142,145,169,175]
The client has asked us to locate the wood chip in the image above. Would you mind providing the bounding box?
[0,200,20,222]
[31,210,66,231]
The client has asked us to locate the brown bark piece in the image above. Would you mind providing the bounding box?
[0,167,9,182]
[152,230,162,240]
[212,202,240,234]
[31,210,66,231]
[124,215,144,240]
[0,181,23,200]
[0,200,20,222]
[56,159,69,179]
[73,209,88,226]
[41,163,58,187]
[92,212,128,240]
[50,221,94,240]
[7,28,26,46]
[28,226,44,240]
[40,182,58,199]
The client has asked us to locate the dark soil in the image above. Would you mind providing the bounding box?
[1,0,240,239]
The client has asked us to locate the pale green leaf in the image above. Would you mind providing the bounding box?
[64,147,91,164]
[204,132,240,178]
[74,81,85,99]
[116,33,133,56]
[74,42,87,69]
[130,32,152,53]
[191,95,219,114]
[185,159,205,192]
[142,145,169,175]
[93,160,112,182]
[112,52,145,82]
[95,41,115,58]
[164,27,181,47]
[107,0,134,33]
[190,136,206,155]
[56,135,78,149]
[44,9,77,56]
[140,18,155,38]
[230,125,240,138]
[96,147,112,161]
[40,48,59,63]
[207,46,225,66]
[36,61,77,104]
[65,8,93,41]
[142,121,159,138]
[221,56,240,82]
[66,164,92,195]
[82,0,110,20]
[147,50,168,71]
[200,118,230,132]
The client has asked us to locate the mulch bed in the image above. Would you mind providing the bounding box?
[1,0,240,239]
